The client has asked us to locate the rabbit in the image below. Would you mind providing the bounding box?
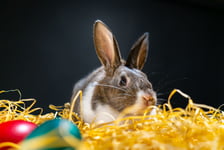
[71,20,157,124]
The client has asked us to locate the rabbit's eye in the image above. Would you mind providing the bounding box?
[119,76,127,86]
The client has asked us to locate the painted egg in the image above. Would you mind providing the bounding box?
[20,119,82,150]
[0,120,37,150]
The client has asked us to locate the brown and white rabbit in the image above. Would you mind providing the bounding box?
[71,20,157,124]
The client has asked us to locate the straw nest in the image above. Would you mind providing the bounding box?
[0,89,223,150]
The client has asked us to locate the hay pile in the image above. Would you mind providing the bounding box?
[0,89,224,150]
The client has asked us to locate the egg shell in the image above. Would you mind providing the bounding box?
[20,119,82,150]
[0,120,37,150]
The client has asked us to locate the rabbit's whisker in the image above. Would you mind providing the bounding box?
[156,98,167,105]
[118,93,134,97]
[95,83,128,93]
[111,96,126,100]
[157,92,170,97]
[110,94,134,100]
[155,77,188,93]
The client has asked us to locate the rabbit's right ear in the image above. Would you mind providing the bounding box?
[126,32,149,70]
[93,20,121,74]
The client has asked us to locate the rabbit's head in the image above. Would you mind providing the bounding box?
[91,20,157,115]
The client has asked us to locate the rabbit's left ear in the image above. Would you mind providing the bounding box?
[93,20,122,73]
[126,32,149,70]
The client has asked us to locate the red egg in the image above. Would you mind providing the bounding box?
[0,120,37,149]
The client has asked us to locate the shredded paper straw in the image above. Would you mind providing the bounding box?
[0,89,223,150]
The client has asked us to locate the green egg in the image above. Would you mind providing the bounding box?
[20,119,82,150]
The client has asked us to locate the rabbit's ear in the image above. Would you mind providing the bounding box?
[126,32,149,70]
[94,20,121,73]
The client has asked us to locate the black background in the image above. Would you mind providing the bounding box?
[1,0,224,112]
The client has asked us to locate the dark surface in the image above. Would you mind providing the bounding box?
[1,0,224,112]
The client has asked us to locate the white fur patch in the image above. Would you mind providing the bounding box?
[134,90,157,114]
[150,108,157,115]
[136,90,146,106]
[81,70,106,123]
[81,70,120,124]
[82,82,119,124]
[82,82,97,123]
[94,104,119,124]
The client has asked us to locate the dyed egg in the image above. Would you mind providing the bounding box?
[20,119,82,150]
[0,120,37,150]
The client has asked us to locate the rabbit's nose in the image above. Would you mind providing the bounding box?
[142,94,156,106]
